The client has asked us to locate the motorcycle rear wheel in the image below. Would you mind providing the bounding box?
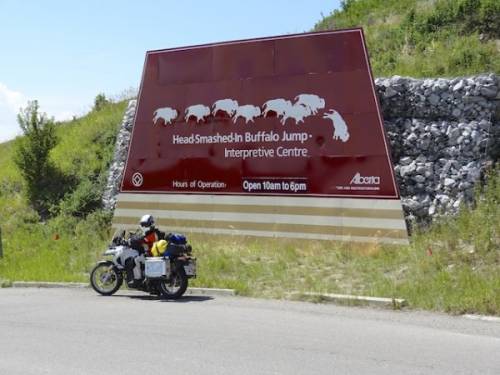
[90,261,123,296]
[157,267,188,299]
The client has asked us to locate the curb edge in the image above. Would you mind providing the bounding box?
[289,291,407,309]
[7,281,236,297]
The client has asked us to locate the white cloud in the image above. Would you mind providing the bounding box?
[0,82,26,142]
[53,110,76,122]
[0,84,93,143]
[0,83,24,112]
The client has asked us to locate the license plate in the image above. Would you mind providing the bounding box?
[184,261,196,276]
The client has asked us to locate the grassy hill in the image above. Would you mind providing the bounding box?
[314,0,500,77]
[0,3,499,314]
[0,99,497,314]
[0,101,126,281]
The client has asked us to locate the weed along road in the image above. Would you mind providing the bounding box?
[1,288,499,375]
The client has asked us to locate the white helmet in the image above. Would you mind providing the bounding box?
[139,214,155,232]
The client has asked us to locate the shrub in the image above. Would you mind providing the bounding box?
[58,178,103,218]
[314,0,500,77]
[13,101,69,218]
[93,93,109,111]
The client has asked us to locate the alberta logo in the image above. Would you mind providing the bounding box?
[350,172,380,185]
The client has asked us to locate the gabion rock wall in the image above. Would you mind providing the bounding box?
[377,74,498,120]
[102,99,136,211]
[376,74,499,225]
[102,75,499,227]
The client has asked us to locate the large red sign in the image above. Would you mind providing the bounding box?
[122,29,399,198]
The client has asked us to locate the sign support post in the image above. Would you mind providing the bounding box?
[0,227,3,258]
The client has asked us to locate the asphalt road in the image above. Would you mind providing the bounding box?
[0,288,499,375]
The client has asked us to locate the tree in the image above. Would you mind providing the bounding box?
[14,101,64,218]
[93,93,109,111]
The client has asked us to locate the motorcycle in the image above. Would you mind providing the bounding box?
[90,229,196,299]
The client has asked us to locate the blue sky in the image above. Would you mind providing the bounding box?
[0,0,340,142]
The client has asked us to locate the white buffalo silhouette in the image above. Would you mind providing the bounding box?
[232,105,261,124]
[153,107,178,125]
[185,104,210,123]
[323,109,350,142]
[281,103,311,125]
[262,98,292,118]
[294,94,325,115]
[212,99,239,117]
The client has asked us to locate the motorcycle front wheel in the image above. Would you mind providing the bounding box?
[157,267,188,299]
[90,261,123,296]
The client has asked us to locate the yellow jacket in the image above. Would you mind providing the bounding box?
[150,240,168,257]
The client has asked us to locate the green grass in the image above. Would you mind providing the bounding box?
[1,2,499,315]
[4,171,496,315]
[0,100,126,281]
[187,169,499,315]
[0,101,126,182]
[50,101,127,179]
[1,154,498,317]
[0,212,110,282]
[314,0,500,77]
[1,115,498,314]
[185,228,498,315]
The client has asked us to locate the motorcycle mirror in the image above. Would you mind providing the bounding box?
[111,229,126,245]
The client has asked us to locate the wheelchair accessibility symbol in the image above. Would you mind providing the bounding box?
[132,172,143,187]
